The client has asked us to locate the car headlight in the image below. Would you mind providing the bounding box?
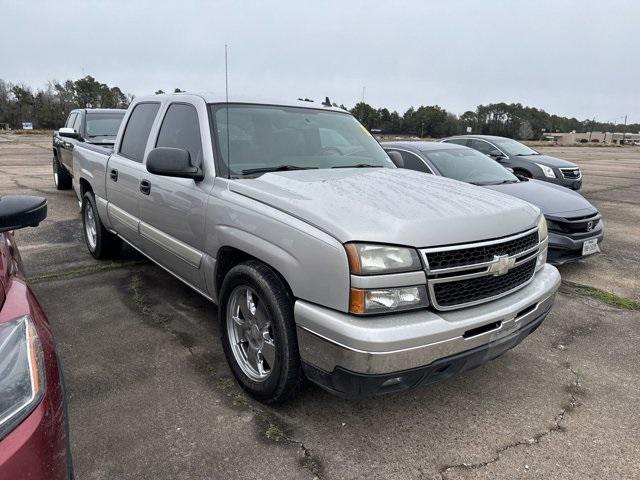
[535,163,556,178]
[538,215,548,242]
[345,243,422,275]
[350,285,428,315]
[0,315,45,440]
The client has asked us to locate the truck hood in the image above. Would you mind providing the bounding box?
[229,168,540,247]
[518,154,577,169]
[484,179,597,217]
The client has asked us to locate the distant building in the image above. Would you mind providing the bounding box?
[544,131,640,145]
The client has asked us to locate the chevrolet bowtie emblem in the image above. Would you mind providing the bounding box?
[488,254,516,276]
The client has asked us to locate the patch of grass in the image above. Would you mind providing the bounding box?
[572,284,640,310]
[30,260,145,284]
[265,424,286,442]
[128,273,151,314]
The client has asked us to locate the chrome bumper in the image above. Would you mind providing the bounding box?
[296,263,560,375]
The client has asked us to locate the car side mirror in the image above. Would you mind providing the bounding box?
[146,147,204,181]
[0,195,47,233]
[488,149,505,159]
[58,127,81,140]
[387,150,404,168]
[506,167,515,173]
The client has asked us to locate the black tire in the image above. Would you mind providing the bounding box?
[53,153,72,190]
[81,192,121,259]
[219,260,303,404]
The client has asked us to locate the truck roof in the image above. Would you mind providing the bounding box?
[70,108,126,115]
[136,92,349,113]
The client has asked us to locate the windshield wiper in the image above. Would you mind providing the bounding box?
[331,164,381,169]
[241,165,318,175]
[515,153,539,156]
[472,179,519,186]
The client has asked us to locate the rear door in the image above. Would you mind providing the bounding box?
[106,102,160,247]
[138,101,209,289]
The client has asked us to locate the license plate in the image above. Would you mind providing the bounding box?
[582,238,600,256]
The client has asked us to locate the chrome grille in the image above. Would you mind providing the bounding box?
[560,167,581,179]
[421,227,542,311]
[425,230,538,270]
[432,259,536,307]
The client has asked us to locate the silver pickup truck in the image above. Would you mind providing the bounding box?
[73,93,560,403]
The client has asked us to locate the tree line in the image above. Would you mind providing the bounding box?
[0,75,636,139]
[350,101,638,140]
[0,76,131,129]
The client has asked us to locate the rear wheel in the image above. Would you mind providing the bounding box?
[219,260,303,404]
[53,153,72,190]
[82,192,121,259]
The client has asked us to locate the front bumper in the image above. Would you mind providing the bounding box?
[296,263,560,398]
[542,176,582,191]
[547,226,604,265]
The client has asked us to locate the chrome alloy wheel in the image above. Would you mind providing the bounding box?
[226,286,276,382]
[84,203,98,251]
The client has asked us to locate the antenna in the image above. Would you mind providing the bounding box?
[225,44,231,179]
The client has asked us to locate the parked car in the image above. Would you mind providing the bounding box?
[383,142,604,264]
[73,93,560,402]
[441,135,583,190]
[0,195,72,479]
[52,108,126,190]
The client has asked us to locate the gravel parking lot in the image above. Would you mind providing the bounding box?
[1,134,639,479]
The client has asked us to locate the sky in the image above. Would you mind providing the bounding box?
[1,0,638,123]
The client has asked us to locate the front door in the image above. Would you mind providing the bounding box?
[138,102,208,290]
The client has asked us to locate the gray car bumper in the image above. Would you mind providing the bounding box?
[296,264,560,384]
[547,226,604,265]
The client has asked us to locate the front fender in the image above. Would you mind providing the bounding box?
[207,187,350,312]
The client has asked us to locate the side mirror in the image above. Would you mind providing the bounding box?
[146,147,203,181]
[488,149,505,159]
[387,150,404,168]
[505,167,515,173]
[58,127,81,140]
[0,195,47,233]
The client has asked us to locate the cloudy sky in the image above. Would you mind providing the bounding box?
[2,0,638,122]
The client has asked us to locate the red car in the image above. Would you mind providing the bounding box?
[0,195,73,479]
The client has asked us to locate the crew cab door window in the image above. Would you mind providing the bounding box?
[65,113,77,128]
[72,112,83,135]
[119,103,161,162]
[155,104,203,167]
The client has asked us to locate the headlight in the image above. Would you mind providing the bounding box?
[0,315,45,440]
[350,285,428,314]
[535,163,556,178]
[538,215,548,242]
[345,243,422,275]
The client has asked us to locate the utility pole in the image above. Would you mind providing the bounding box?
[622,115,627,144]
[588,117,595,142]
[361,86,365,104]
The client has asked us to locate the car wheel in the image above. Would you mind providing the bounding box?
[81,192,121,259]
[219,260,303,404]
[53,154,72,190]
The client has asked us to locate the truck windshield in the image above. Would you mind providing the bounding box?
[423,148,519,185]
[85,113,125,138]
[210,104,394,177]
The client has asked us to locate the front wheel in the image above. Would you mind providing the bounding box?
[219,261,303,404]
[81,192,121,259]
